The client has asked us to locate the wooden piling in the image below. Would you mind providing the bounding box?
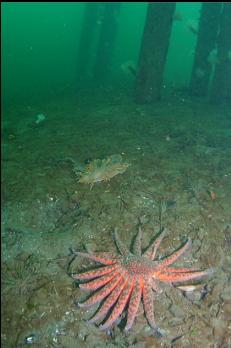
[190,3,222,97]
[210,3,231,105]
[134,3,176,104]
[77,3,100,81]
[93,3,121,82]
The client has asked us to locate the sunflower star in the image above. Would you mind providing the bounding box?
[73,228,212,335]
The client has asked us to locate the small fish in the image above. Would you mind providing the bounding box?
[187,20,198,35]
[8,134,16,140]
[209,190,216,201]
[207,49,219,66]
[195,67,205,79]
[120,61,136,76]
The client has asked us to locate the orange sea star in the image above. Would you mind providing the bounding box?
[73,228,212,335]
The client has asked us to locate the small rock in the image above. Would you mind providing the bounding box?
[24,333,38,345]
[168,317,185,326]
[169,304,185,318]
[211,318,227,337]
[221,285,231,302]
[183,285,209,303]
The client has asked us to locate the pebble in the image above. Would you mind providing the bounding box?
[24,333,38,344]
[169,304,185,318]
[221,286,231,302]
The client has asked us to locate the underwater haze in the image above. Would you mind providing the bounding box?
[2,2,201,103]
[1,2,231,347]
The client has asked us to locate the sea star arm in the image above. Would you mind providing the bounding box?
[79,272,118,291]
[155,269,211,283]
[143,228,166,260]
[73,264,118,280]
[142,280,159,333]
[114,229,130,256]
[73,252,118,265]
[133,227,142,256]
[88,275,126,324]
[78,273,121,308]
[100,277,134,330]
[158,238,191,268]
[125,277,142,332]
[162,267,198,273]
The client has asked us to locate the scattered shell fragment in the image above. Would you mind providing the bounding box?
[177,285,198,292]
[177,284,210,303]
